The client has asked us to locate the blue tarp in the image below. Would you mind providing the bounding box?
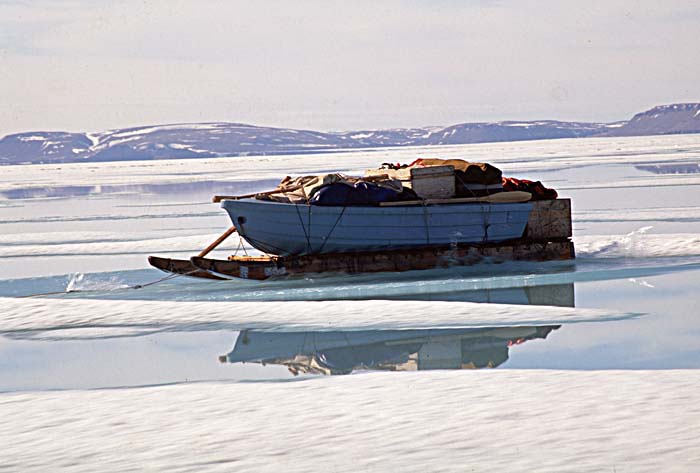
[309,182,401,206]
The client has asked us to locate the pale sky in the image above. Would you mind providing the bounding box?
[1,0,699,135]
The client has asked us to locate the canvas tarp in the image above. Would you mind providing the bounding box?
[257,173,403,204]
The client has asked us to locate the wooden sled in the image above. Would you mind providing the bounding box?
[149,199,575,281]
[148,225,239,280]
[148,255,228,280]
[189,239,575,281]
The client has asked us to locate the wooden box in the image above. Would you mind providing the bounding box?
[525,198,572,240]
[365,165,455,199]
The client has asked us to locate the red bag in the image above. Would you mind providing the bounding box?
[502,177,558,200]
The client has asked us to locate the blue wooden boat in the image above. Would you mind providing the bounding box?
[221,198,533,256]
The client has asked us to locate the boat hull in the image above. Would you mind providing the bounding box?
[221,199,533,256]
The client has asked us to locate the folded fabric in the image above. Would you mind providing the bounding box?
[259,174,404,204]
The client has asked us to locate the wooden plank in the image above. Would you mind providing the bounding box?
[212,185,303,203]
[379,191,532,206]
[197,226,237,257]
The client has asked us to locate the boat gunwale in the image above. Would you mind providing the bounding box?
[220,198,533,213]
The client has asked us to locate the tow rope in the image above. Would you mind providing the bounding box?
[17,271,193,299]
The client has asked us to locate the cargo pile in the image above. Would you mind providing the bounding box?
[255,158,557,205]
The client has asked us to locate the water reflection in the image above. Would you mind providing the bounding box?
[388,283,574,307]
[0,179,280,200]
[635,163,700,174]
[221,325,560,375]
[0,282,576,342]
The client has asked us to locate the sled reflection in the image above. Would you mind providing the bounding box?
[387,282,574,306]
[220,325,559,375]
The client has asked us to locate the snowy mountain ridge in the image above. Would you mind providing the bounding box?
[598,103,700,137]
[1,103,699,165]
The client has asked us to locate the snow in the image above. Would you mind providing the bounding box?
[0,233,226,258]
[105,123,222,140]
[559,175,700,190]
[575,231,700,258]
[0,133,697,195]
[95,135,143,148]
[80,124,232,152]
[350,132,375,139]
[0,230,168,245]
[574,206,700,224]
[17,135,46,142]
[290,143,331,148]
[0,298,635,339]
[2,229,698,269]
[84,132,100,147]
[40,140,59,150]
[2,371,699,472]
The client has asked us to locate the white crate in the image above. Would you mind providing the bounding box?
[365,165,455,199]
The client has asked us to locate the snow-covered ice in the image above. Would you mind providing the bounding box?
[2,371,699,473]
[0,298,637,339]
[2,133,699,196]
[1,134,699,471]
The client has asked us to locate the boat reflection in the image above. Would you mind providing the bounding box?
[386,282,574,307]
[220,325,560,375]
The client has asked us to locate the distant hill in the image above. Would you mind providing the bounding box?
[601,103,700,137]
[420,120,607,145]
[1,103,699,165]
